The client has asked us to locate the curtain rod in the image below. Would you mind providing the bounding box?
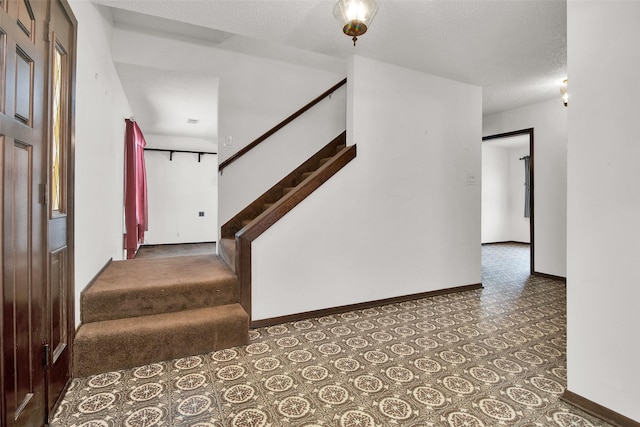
[144,148,217,162]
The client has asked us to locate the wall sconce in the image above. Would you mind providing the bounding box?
[333,0,378,46]
[560,79,568,107]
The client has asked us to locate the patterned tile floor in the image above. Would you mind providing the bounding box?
[52,243,612,427]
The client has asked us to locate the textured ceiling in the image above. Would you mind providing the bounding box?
[99,0,566,122]
[115,62,218,140]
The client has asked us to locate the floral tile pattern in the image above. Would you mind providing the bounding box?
[52,243,612,427]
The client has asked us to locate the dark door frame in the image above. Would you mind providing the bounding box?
[482,128,534,275]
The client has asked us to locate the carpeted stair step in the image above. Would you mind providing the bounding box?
[283,186,295,196]
[263,202,274,212]
[73,303,249,377]
[218,238,236,273]
[241,219,252,228]
[336,144,346,153]
[81,255,239,323]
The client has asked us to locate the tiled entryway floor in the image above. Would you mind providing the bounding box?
[52,243,611,426]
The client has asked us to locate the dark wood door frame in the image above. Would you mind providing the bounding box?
[1,1,76,425]
[482,128,535,274]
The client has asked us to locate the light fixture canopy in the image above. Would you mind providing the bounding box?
[333,0,378,46]
[559,79,568,107]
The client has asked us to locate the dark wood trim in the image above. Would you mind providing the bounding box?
[481,241,530,245]
[562,390,640,427]
[533,271,567,283]
[251,283,483,328]
[77,257,112,307]
[218,78,347,173]
[240,145,356,241]
[138,241,216,248]
[483,128,535,274]
[221,133,347,239]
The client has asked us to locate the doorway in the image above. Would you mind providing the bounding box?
[482,128,534,274]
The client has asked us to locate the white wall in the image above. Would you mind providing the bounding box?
[567,1,640,421]
[69,0,132,326]
[252,56,482,321]
[219,86,346,225]
[483,99,567,277]
[507,147,530,242]
[482,144,530,243]
[143,134,217,245]
[107,27,346,229]
[482,145,509,242]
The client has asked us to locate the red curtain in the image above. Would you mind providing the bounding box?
[124,119,148,259]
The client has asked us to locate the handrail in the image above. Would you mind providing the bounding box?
[218,78,347,173]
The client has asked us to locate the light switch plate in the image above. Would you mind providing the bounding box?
[466,172,478,185]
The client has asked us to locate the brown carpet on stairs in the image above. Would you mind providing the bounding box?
[73,304,248,377]
[81,255,239,322]
[74,254,249,377]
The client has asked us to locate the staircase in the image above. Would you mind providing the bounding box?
[219,132,356,324]
[73,79,353,375]
[73,255,248,377]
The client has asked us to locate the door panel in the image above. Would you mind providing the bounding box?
[1,0,47,423]
[1,0,75,425]
[4,139,42,426]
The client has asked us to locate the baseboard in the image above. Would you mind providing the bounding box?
[139,241,216,248]
[533,271,567,283]
[251,283,483,328]
[562,390,640,427]
[80,257,112,294]
[481,241,530,245]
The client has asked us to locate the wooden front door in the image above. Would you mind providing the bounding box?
[1,0,76,425]
[44,0,75,417]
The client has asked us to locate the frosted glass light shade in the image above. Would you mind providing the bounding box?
[560,79,568,107]
[333,0,378,46]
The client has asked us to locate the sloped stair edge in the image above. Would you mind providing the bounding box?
[73,304,249,377]
[221,132,346,239]
[236,143,357,322]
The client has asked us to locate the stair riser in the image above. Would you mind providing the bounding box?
[82,278,239,323]
[218,239,236,273]
[73,306,248,377]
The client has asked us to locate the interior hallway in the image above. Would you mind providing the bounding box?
[52,243,610,426]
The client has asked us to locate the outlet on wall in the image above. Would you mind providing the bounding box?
[198,211,205,217]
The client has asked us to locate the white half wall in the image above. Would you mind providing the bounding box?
[566,1,640,422]
[69,0,132,326]
[143,134,218,245]
[482,144,530,243]
[483,99,567,277]
[252,56,482,321]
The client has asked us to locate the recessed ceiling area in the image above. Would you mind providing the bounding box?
[115,62,218,141]
[96,0,567,116]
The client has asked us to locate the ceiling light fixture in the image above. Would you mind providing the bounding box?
[333,0,378,46]
[559,79,568,107]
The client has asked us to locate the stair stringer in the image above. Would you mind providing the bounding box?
[222,141,356,324]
